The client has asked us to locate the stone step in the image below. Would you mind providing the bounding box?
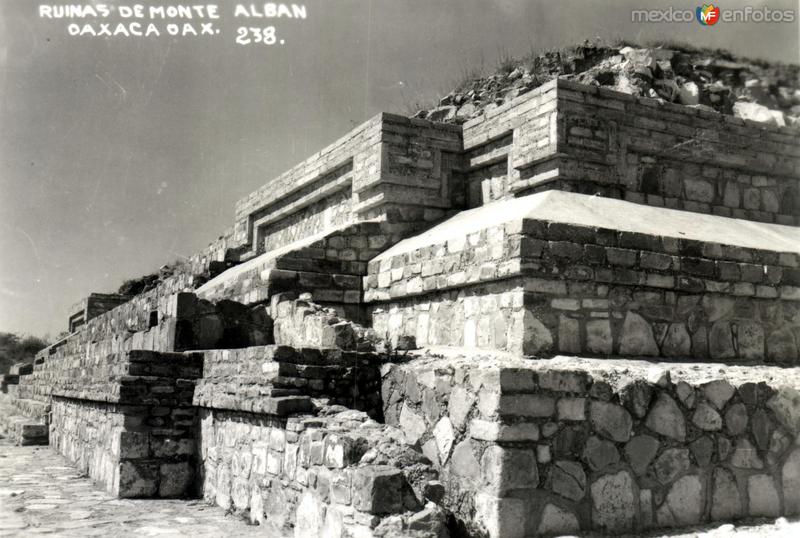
[193,389,314,417]
[0,395,48,446]
[10,397,50,420]
[365,191,800,364]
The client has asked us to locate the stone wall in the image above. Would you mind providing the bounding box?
[48,350,203,498]
[551,81,800,224]
[365,191,800,362]
[371,281,525,352]
[192,345,383,419]
[22,292,269,407]
[382,353,800,537]
[232,113,463,261]
[462,83,558,207]
[262,188,354,253]
[197,405,446,537]
[460,80,800,223]
[68,293,132,332]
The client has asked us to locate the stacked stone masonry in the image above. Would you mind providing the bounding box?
[462,80,800,223]
[198,406,447,537]
[68,293,131,332]
[382,353,800,537]
[366,191,800,361]
[192,345,383,419]
[4,78,799,538]
[48,350,203,498]
[231,113,463,261]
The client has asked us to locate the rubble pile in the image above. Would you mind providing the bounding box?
[418,42,800,127]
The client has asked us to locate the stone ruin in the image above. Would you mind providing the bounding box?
[2,76,800,538]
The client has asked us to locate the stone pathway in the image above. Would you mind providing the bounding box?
[1,434,798,538]
[0,437,270,537]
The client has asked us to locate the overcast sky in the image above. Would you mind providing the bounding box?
[1,0,798,338]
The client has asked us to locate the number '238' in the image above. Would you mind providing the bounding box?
[235,27,278,45]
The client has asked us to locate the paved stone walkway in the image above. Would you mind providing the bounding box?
[0,437,269,537]
[1,434,798,538]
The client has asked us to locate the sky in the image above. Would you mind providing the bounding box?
[1,0,798,338]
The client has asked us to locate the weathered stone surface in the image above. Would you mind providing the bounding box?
[496,393,556,417]
[469,419,540,442]
[730,438,763,469]
[538,370,590,393]
[118,461,158,498]
[702,380,735,410]
[685,179,715,203]
[352,466,405,514]
[662,323,691,357]
[657,475,704,526]
[783,449,800,515]
[550,460,586,501]
[619,312,659,356]
[586,319,613,355]
[690,435,715,467]
[422,389,441,424]
[645,393,686,441]
[748,474,781,517]
[590,470,636,533]
[724,403,749,436]
[557,397,586,421]
[767,430,791,466]
[711,468,742,521]
[692,401,723,431]
[474,494,526,538]
[520,311,553,355]
[737,321,764,360]
[450,439,481,483]
[590,401,633,442]
[733,101,786,126]
[537,503,580,535]
[583,436,620,472]
[767,387,800,435]
[709,322,736,359]
[619,380,654,418]
[433,417,455,463]
[480,446,538,495]
[448,386,475,431]
[158,462,193,498]
[717,435,732,461]
[751,408,774,450]
[421,439,438,466]
[654,448,691,484]
[558,315,581,353]
[675,381,696,409]
[766,328,799,363]
[625,434,660,476]
[399,403,427,445]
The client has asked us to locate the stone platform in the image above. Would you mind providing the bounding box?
[367,191,800,361]
[382,350,800,536]
[3,76,799,538]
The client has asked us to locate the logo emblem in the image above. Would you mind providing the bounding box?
[696,4,721,25]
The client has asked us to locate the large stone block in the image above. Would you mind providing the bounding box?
[480,446,538,495]
[117,461,158,498]
[656,475,703,527]
[352,466,405,514]
[645,393,686,441]
[590,470,636,533]
[474,493,527,538]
